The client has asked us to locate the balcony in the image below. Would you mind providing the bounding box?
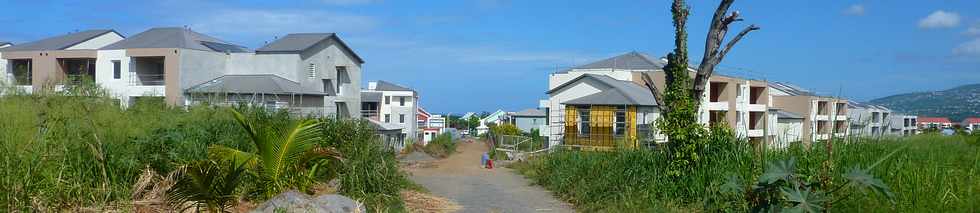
[130,56,165,86]
[130,73,164,86]
[361,109,379,120]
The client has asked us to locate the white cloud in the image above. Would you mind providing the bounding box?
[965,24,980,36]
[953,38,980,57]
[843,4,865,16]
[918,10,960,29]
[189,9,377,38]
[319,0,379,5]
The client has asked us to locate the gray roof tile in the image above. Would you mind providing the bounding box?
[558,74,659,106]
[769,82,817,96]
[571,51,666,70]
[256,33,364,63]
[101,27,246,52]
[186,74,323,95]
[373,80,413,91]
[773,109,804,119]
[1,30,118,51]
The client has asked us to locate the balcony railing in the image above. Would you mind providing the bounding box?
[65,74,95,85]
[361,109,379,119]
[130,73,165,86]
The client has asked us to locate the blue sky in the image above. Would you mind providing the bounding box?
[2,0,979,113]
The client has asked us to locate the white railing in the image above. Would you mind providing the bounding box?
[130,73,165,86]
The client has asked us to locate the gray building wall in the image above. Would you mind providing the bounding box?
[514,116,546,133]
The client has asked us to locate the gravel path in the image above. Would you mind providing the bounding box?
[403,140,574,213]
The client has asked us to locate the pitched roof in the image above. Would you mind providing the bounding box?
[512,108,546,117]
[847,100,890,111]
[101,27,247,52]
[963,117,980,124]
[256,33,364,63]
[573,51,665,70]
[186,74,324,95]
[769,82,817,96]
[918,117,952,124]
[0,41,10,47]
[1,30,119,51]
[557,74,659,106]
[372,80,413,91]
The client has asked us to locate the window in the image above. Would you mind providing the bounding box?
[322,79,334,95]
[399,114,405,123]
[307,63,316,79]
[385,96,390,105]
[578,107,591,135]
[614,106,626,136]
[112,60,121,79]
[399,97,405,106]
[384,114,391,123]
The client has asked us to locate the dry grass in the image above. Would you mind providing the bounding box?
[400,190,461,213]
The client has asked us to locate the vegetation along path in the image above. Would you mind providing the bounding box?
[403,139,573,212]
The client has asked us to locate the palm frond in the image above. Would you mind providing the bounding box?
[208,144,259,170]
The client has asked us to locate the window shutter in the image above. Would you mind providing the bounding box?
[307,63,317,79]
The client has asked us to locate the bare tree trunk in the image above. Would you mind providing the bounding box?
[690,0,760,108]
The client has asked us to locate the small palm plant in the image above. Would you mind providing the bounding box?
[208,109,343,198]
[168,160,247,212]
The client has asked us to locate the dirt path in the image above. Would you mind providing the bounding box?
[402,139,574,213]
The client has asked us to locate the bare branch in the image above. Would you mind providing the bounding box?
[717,24,760,62]
[641,73,666,108]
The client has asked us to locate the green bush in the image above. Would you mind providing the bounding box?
[0,86,415,211]
[423,133,456,158]
[514,135,980,212]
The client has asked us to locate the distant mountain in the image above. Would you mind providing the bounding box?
[868,84,980,122]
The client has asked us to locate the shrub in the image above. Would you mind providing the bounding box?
[423,133,456,158]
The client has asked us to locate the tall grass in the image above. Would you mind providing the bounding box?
[513,134,980,211]
[0,86,415,211]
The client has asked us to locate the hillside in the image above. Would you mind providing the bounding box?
[868,84,980,122]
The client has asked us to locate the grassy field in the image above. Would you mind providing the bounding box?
[0,87,415,211]
[512,134,980,212]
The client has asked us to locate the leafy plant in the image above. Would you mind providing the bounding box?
[208,109,341,198]
[723,147,902,212]
[167,160,246,212]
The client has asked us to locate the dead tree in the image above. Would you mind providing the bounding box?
[642,0,759,113]
[691,0,760,105]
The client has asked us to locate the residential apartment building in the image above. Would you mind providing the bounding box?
[0,41,11,88]
[847,101,891,138]
[510,108,547,133]
[543,52,772,148]
[546,74,662,148]
[361,80,419,142]
[963,118,980,132]
[2,28,364,118]
[917,117,952,130]
[767,109,804,148]
[769,82,849,143]
[889,114,918,136]
[1,30,125,92]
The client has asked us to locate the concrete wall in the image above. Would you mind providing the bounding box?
[295,38,362,118]
[95,49,166,107]
[514,116,546,132]
[376,90,417,139]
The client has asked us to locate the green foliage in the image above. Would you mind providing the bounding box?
[167,160,247,212]
[423,133,457,158]
[491,123,521,136]
[868,83,980,121]
[319,118,414,211]
[207,109,341,199]
[0,85,414,211]
[514,135,979,212]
